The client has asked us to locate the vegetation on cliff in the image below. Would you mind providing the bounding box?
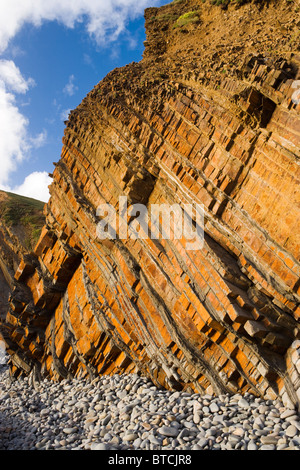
[0,191,45,251]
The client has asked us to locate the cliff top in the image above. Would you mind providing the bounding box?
[143,0,300,79]
[0,190,45,253]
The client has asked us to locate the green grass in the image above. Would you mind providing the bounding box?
[1,192,44,225]
[208,0,249,5]
[156,12,179,22]
[197,0,256,5]
[170,0,269,10]
[0,192,45,249]
[175,11,200,27]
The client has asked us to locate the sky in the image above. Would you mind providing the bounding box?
[0,0,169,202]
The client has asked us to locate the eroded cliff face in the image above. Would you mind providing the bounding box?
[1,0,300,406]
[0,191,45,345]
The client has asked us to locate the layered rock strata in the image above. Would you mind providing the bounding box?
[0,191,45,325]
[1,0,300,406]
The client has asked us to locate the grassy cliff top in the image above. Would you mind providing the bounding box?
[0,191,45,251]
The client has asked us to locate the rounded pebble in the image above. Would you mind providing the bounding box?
[0,361,300,451]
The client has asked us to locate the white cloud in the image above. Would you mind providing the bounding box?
[0,59,35,93]
[0,0,164,201]
[83,53,92,66]
[60,108,71,122]
[29,130,47,148]
[0,0,163,53]
[0,59,43,187]
[63,74,78,97]
[10,171,52,202]
[0,86,28,178]
[0,60,47,204]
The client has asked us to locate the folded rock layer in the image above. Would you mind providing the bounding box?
[1,0,300,406]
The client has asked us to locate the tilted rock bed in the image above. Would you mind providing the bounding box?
[1,363,300,451]
[2,0,300,407]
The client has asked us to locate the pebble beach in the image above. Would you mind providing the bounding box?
[1,361,300,451]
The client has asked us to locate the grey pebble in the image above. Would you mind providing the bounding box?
[158,426,179,437]
[209,402,219,413]
[0,361,300,451]
[123,432,138,442]
[63,427,78,434]
[286,425,298,437]
[260,434,279,445]
[91,442,110,450]
[238,398,250,409]
[260,444,276,450]
[281,409,296,420]
[149,435,162,445]
[247,440,258,450]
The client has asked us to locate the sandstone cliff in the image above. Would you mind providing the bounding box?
[1,0,300,407]
[0,191,45,340]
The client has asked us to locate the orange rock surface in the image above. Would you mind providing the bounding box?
[0,191,45,346]
[1,0,300,406]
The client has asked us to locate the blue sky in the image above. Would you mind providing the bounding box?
[0,0,169,202]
